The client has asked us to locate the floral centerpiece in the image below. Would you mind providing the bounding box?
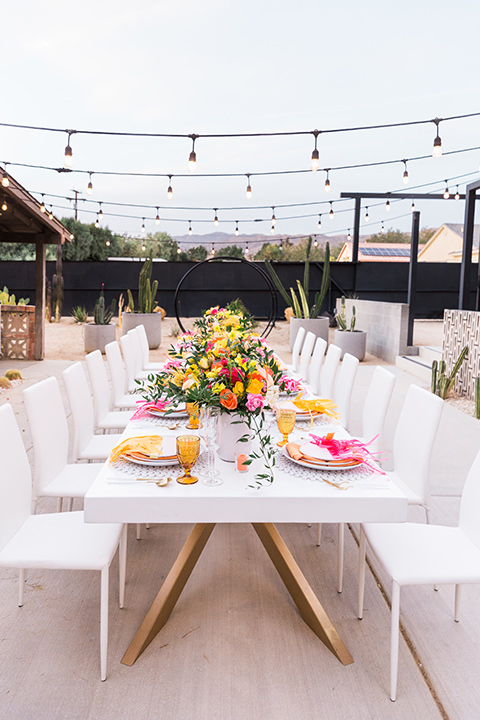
[137,305,300,487]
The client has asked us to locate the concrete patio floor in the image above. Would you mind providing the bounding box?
[0,320,478,720]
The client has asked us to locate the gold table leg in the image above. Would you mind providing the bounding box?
[122,522,353,667]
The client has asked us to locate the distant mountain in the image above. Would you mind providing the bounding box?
[172,231,347,252]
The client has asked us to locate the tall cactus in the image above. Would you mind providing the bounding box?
[94,290,116,325]
[431,346,468,399]
[128,251,158,313]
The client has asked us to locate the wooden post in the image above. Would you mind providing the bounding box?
[34,240,46,360]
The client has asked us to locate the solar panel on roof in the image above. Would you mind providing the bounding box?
[361,248,411,257]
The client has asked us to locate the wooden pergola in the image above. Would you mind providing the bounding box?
[0,171,72,360]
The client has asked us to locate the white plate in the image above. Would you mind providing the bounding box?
[121,435,178,466]
[123,454,179,467]
[282,447,361,471]
[148,404,188,418]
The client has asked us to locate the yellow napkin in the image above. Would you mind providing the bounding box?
[109,435,164,464]
[292,398,340,419]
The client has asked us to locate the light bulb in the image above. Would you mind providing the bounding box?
[87,174,93,195]
[403,170,409,185]
[311,148,319,171]
[381,223,385,234]
[411,201,416,212]
[317,215,322,229]
[235,224,239,236]
[40,196,46,213]
[365,207,369,222]
[188,224,192,236]
[48,210,54,220]
[98,206,103,219]
[246,175,252,199]
[64,142,73,168]
[443,182,450,200]
[245,243,249,255]
[271,225,275,234]
[1,172,9,188]
[141,220,146,233]
[95,218,99,228]
[106,239,110,247]
[455,187,460,200]
[214,210,219,227]
[167,176,173,199]
[385,200,391,212]
[324,171,331,193]
[142,244,146,251]
[313,238,318,247]
[271,207,276,225]
[329,202,334,219]
[177,246,182,254]
[70,234,74,240]
[155,209,160,225]
[188,150,196,172]
[211,245,216,255]
[433,120,442,158]
[347,230,351,241]
[1,200,7,211]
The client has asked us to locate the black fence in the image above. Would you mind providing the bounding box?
[0,258,475,319]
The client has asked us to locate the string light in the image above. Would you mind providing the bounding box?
[271,207,276,226]
[155,208,160,225]
[329,202,334,219]
[313,237,318,247]
[365,206,369,222]
[167,175,173,199]
[411,200,416,212]
[177,246,182,254]
[1,199,7,211]
[64,131,74,168]
[188,221,192,236]
[324,169,331,193]
[310,130,320,171]
[455,186,460,200]
[95,216,99,228]
[317,215,322,229]
[271,224,275,234]
[385,199,391,212]
[87,172,93,195]
[279,238,283,251]
[381,221,385,234]
[48,208,54,219]
[347,229,351,241]
[235,222,239,236]
[245,242,249,255]
[69,233,74,240]
[211,243,216,255]
[188,134,197,172]
[40,194,46,213]
[1,165,9,187]
[402,159,409,185]
[432,118,442,158]
[106,239,110,247]
[142,243,146,251]
[213,208,219,226]
[98,202,103,220]
[246,174,252,199]
[443,181,450,199]
[141,218,146,233]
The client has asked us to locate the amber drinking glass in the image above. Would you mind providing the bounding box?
[176,435,200,484]
[276,408,296,447]
[186,402,200,429]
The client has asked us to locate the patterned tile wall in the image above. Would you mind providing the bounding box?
[442,309,480,400]
[0,305,35,360]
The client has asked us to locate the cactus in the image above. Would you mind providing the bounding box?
[52,273,63,323]
[94,290,116,325]
[0,286,29,306]
[5,369,22,380]
[350,305,357,332]
[475,377,480,420]
[127,251,158,313]
[432,346,468,399]
[335,296,357,331]
[265,239,330,319]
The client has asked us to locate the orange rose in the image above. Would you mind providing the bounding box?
[219,389,238,410]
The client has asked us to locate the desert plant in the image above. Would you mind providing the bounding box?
[52,273,63,322]
[226,298,258,328]
[71,305,88,324]
[94,289,116,325]
[0,286,29,305]
[265,238,330,319]
[127,251,158,313]
[0,376,12,389]
[336,296,357,331]
[475,377,480,420]
[4,369,22,381]
[431,346,468,399]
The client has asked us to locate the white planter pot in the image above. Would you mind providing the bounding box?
[122,312,162,349]
[84,323,116,354]
[216,412,251,462]
[333,329,366,361]
[289,317,329,351]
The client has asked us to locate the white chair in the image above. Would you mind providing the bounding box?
[23,377,102,513]
[333,352,359,432]
[136,323,163,371]
[297,331,317,381]
[120,334,149,393]
[105,341,140,410]
[307,337,327,394]
[318,343,342,398]
[0,403,127,681]
[62,363,121,462]
[355,366,396,456]
[358,446,480,701]
[85,350,133,432]
[127,328,150,379]
[289,326,306,374]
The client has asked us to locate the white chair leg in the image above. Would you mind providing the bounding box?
[145,523,151,530]
[337,523,344,593]
[119,525,127,609]
[454,584,462,622]
[136,524,141,540]
[18,569,26,607]
[390,581,401,702]
[358,526,366,619]
[56,497,63,513]
[316,523,322,546]
[32,497,39,514]
[100,566,109,682]
[66,497,73,512]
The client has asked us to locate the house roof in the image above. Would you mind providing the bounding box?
[337,241,412,262]
[441,223,480,249]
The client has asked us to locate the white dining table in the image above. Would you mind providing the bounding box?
[84,415,407,668]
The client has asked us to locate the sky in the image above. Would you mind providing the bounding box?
[2,0,480,247]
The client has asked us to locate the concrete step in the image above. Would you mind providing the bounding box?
[418,345,442,364]
[395,353,433,383]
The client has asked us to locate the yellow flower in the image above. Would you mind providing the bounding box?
[233,381,244,396]
[246,378,264,395]
[212,381,226,394]
[199,357,209,369]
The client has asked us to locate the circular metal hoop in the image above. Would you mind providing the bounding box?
[173,256,278,337]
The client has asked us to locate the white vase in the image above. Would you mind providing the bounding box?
[84,323,116,354]
[121,312,162,349]
[216,412,251,462]
[289,317,329,351]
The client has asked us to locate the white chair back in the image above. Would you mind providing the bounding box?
[361,367,396,454]
[23,377,69,505]
[291,326,306,373]
[86,350,113,426]
[62,363,95,461]
[0,404,31,552]
[105,341,129,405]
[459,449,480,548]
[333,353,359,431]
[318,343,341,398]
[298,331,317,381]
[120,334,137,392]
[136,324,150,367]
[127,328,144,376]
[308,337,327,394]
[393,385,443,506]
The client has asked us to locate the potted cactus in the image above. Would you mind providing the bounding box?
[121,251,162,349]
[333,296,366,361]
[84,287,117,354]
[265,238,331,350]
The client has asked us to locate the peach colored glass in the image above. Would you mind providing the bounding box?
[186,402,200,429]
[276,408,296,447]
[176,435,200,484]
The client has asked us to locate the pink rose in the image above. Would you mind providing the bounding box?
[246,393,264,412]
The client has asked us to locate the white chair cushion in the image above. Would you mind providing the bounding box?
[41,463,101,498]
[78,434,119,461]
[97,410,132,430]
